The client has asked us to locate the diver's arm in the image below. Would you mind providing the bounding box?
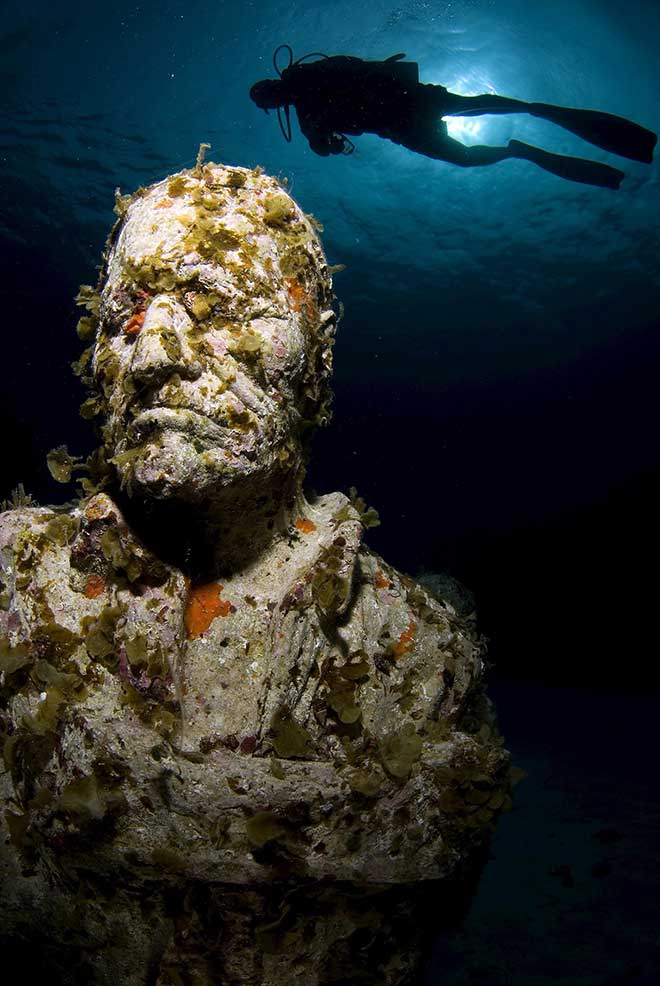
[308,134,333,156]
[309,134,346,155]
[296,109,345,156]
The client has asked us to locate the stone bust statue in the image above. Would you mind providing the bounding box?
[0,159,509,985]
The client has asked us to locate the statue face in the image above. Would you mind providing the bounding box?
[91,167,333,502]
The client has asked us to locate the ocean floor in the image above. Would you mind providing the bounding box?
[423,681,660,986]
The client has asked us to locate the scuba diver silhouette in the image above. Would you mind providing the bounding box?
[250,47,657,189]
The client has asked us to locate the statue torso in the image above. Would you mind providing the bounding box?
[0,493,508,889]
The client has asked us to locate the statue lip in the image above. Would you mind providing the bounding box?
[129,407,235,443]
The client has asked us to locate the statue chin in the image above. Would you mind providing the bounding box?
[111,431,276,504]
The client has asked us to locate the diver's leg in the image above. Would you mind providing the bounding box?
[528,103,657,163]
[438,89,532,117]
[508,139,624,189]
[437,90,657,163]
[396,129,513,166]
[396,127,623,188]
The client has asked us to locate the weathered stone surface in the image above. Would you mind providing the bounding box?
[0,159,510,984]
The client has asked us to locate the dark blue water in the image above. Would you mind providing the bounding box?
[1,3,659,980]
[3,0,659,689]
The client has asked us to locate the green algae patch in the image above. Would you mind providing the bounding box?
[75,316,97,343]
[246,810,286,847]
[151,846,187,872]
[167,175,188,197]
[75,284,100,316]
[263,192,296,227]
[79,395,105,420]
[269,757,286,779]
[379,723,423,780]
[84,606,121,662]
[325,672,362,725]
[47,446,85,484]
[0,638,31,676]
[270,707,314,759]
[58,774,115,822]
[4,809,31,849]
[349,486,380,529]
[44,513,79,546]
[343,763,386,798]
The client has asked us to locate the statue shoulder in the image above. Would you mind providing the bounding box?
[355,547,473,634]
[0,492,131,559]
[0,492,180,649]
[0,500,82,590]
[312,548,507,818]
[0,500,88,696]
[350,547,487,724]
[0,494,127,600]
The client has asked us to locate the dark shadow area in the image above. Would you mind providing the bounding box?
[310,314,660,691]
[423,681,660,985]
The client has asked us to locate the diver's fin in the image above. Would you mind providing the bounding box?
[385,52,407,61]
[508,139,624,189]
[530,103,657,163]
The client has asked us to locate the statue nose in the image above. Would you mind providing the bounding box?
[129,295,202,387]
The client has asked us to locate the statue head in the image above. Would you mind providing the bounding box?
[79,163,336,506]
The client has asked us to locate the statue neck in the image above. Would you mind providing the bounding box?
[116,464,307,583]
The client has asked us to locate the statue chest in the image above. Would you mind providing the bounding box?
[178,587,275,751]
[173,565,336,754]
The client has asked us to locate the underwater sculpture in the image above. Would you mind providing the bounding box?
[0,158,510,985]
[251,47,658,190]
